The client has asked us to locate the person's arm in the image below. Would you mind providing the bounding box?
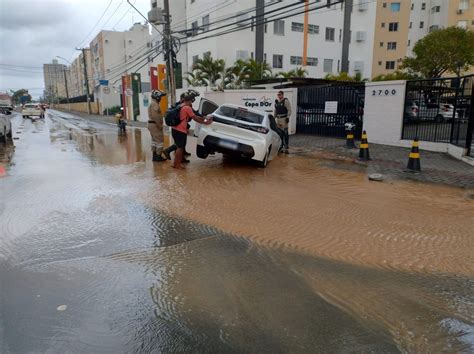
[284,98,292,118]
[191,113,212,125]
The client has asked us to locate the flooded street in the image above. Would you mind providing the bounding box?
[1,110,473,353]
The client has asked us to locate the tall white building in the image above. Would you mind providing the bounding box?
[154,0,474,82]
[43,59,71,101]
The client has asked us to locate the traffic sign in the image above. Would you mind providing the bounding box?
[103,86,110,94]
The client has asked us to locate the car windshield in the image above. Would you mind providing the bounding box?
[215,105,264,124]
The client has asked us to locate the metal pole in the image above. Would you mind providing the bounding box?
[163,0,176,106]
[302,0,309,67]
[63,69,70,110]
[255,0,265,65]
[78,48,92,114]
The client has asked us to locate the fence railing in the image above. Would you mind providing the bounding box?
[402,75,473,155]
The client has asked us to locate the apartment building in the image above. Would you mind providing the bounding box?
[158,0,473,81]
[69,50,94,98]
[89,23,154,110]
[43,59,71,100]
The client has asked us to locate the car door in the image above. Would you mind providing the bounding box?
[194,98,219,137]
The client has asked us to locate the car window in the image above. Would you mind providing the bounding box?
[215,105,263,124]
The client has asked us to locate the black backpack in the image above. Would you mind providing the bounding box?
[164,104,181,126]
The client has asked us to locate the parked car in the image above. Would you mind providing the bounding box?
[0,104,13,115]
[22,103,44,119]
[195,99,282,167]
[404,100,458,123]
[0,112,12,142]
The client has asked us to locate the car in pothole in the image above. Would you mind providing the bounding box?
[195,99,282,167]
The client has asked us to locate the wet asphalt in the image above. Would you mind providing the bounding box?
[0,111,473,353]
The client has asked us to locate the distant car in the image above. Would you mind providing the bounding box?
[0,104,13,115]
[0,112,12,142]
[22,103,44,119]
[195,99,282,168]
[404,100,458,123]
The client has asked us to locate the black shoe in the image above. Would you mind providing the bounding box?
[182,158,190,163]
[284,149,289,154]
[153,153,166,162]
[184,151,191,157]
[163,149,171,160]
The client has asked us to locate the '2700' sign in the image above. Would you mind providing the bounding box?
[372,88,397,96]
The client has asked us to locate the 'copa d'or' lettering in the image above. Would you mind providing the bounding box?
[244,101,272,108]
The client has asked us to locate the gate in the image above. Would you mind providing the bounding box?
[297,83,365,138]
[402,75,474,156]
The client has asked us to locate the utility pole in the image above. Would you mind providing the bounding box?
[255,0,265,65]
[163,0,176,106]
[76,48,92,114]
[63,69,70,110]
[302,0,309,67]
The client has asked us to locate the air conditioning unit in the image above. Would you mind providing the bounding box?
[358,1,368,11]
[147,8,165,25]
[355,31,367,41]
[457,9,464,14]
[354,61,364,72]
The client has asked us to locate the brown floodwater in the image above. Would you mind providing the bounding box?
[1,111,473,353]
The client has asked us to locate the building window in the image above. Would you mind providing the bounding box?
[380,42,384,47]
[307,57,318,66]
[458,20,468,28]
[383,3,387,8]
[389,22,398,31]
[236,50,249,60]
[387,42,397,50]
[459,0,469,10]
[431,6,440,13]
[411,3,414,10]
[378,61,382,66]
[421,3,426,10]
[386,61,396,70]
[419,21,424,28]
[203,51,211,58]
[323,59,333,72]
[191,21,199,36]
[390,2,400,12]
[325,27,335,41]
[290,56,302,65]
[274,20,285,35]
[192,55,199,65]
[202,15,209,32]
[408,39,411,46]
[409,22,412,28]
[291,22,304,32]
[381,22,385,28]
[339,28,342,42]
[429,25,439,32]
[273,54,283,68]
[308,24,319,34]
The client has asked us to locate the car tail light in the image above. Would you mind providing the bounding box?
[247,125,269,134]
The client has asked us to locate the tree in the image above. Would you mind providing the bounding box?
[401,27,474,78]
[12,89,31,105]
[324,72,364,82]
[242,59,273,81]
[372,71,420,81]
[277,67,308,78]
[186,53,227,88]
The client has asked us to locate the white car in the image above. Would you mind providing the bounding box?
[0,113,12,142]
[22,103,44,119]
[195,99,282,167]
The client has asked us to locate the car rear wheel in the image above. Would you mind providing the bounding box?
[23,115,27,119]
[259,147,271,168]
[196,145,209,159]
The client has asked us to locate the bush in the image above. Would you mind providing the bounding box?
[104,105,122,116]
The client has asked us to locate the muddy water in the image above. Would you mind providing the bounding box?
[1,111,473,352]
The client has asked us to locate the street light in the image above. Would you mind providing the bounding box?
[56,56,71,110]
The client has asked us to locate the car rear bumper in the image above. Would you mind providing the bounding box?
[203,135,256,158]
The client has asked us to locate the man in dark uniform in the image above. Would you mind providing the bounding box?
[274,90,292,154]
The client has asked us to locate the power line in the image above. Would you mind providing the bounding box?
[170,0,236,30]
[0,67,44,74]
[0,63,43,69]
[75,0,114,49]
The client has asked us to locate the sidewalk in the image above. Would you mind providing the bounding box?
[291,135,474,189]
[53,109,147,128]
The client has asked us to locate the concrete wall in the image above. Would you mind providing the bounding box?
[51,102,100,115]
[202,89,298,134]
[363,80,469,157]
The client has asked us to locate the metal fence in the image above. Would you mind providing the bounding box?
[297,83,365,138]
[58,94,94,104]
[402,75,473,155]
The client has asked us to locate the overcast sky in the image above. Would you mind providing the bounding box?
[0,0,152,99]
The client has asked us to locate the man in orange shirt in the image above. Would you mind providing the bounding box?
[172,93,213,169]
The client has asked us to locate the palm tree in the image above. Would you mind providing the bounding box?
[191,53,227,87]
[277,67,308,78]
[228,59,251,88]
[244,59,273,81]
